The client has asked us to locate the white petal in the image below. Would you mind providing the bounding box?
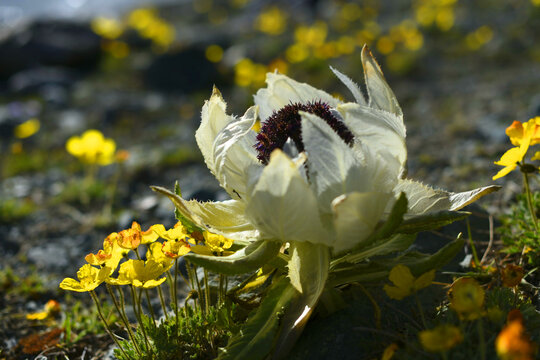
[338,102,406,175]
[332,191,392,253]
[362,45,403,117]
[196,87,235,178]
[330,66,367,105]
[253,73,341,121]
[391,179,500,216]
[300,111,370,212]
[245,150,331,245]
[213,106,262,199]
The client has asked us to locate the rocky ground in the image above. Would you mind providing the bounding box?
[0,0,539,358]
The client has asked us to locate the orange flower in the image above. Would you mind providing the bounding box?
[419,324,463,353]
[85,232,128,271]
[501,264,525,287]
[496,310,536,360]
[506,118,540,147]
[117,222,142,249]
[448,277,484,320]
[116,221,159,250]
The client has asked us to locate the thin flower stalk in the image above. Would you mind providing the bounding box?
[204,268,211,315]
[106,284,142,356]
[157,285,169,320]
[89,290,129,358]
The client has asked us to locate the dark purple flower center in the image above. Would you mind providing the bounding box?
[255,101,354,164]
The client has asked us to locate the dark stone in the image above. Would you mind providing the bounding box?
[0,20,101,83]
[143,47,225,93]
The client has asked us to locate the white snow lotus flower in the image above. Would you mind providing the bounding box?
[152,46,498,359]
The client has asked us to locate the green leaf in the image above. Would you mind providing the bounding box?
[219,277,296,360]
[274,242,330,358]
[185,240,281,275]
[396,210,470,234]
[328,237,464,288]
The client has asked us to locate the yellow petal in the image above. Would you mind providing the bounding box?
[414,269,436,291]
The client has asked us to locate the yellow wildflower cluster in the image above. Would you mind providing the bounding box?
[66,129,117,166]
[465,26,494,51]
[254,6,287,35]
[60,221,233,292]
[414,0,457,31]
[234,58,270,88]
[493,117,540,180]
[90,7,175,57]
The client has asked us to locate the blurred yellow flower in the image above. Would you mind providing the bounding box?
[448,277,484,320]
[91,17,124,39]
[383,264,435,300]
[66,129,116,165]
[205,44,224,63]
[465,26,494,50]
[60,264,110,292]
[26,300,61,320]
[234,58,266,87]
[286,43,310,63]
[376,36,395,55]
[14,118,40,139]
[496,310,536,360]
[381,343,399,360]
[295,22,327,47]
[419,324,463,352]
[254,6,287,35]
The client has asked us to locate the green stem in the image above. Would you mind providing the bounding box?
[203,268,211,314]
[477,318,486,360]
[130,285,151,352]
[523,172,538,232]
[218,274,225,305]
[414,292,427,329]
[465,218,481,266]
[144,287,157,326]
[174,258,180,337]
[158,285,169,320]
[106,284,141,356]
[89,290,129,358]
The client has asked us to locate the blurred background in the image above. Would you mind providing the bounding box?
[0,0,539,341]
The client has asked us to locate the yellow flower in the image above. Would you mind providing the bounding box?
[26,300,61,321]
[14,118,40,139]
[506,118,540,146]
[254,6,287,35]
[493,117,540,180]
[146,242,174,270]
[448,277,484,320]
[383,264,435,300]
[66,129,116,165]
[108,259,167,288]
[381,343,399,360]
[419,324,463,352]
[60,264,111,292]
[203,231,233,253]
[116,221,159,250]
[496,310,536,360]
[85,232,128,271]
